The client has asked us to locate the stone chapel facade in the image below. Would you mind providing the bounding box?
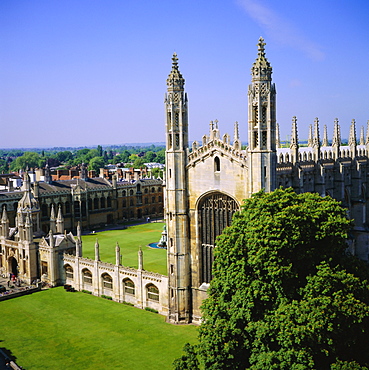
[165,38,369,324]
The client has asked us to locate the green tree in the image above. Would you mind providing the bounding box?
[173,343,200,370]
[132,157,146,169]
[156,149,165,164]
[88,156,105,173]
[10,152,43,171]
[143,151,156,162]
[175,188,369,369]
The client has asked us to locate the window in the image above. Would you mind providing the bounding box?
[147,284,159,301]
[65,202,71,214]
[83,269,92,284]
[151,187,155,193]
[102,273,113,289]
[122,190,126,196]
[107,197,112,208]
[152,196,156,203]
[130,190,134,196]
[145,198,149,204]
[214,156,220,172]
[65,265,73,279]
[100,197,106,209]
[42,204,48,217]
[158,196,162,202]
[94,198,99,210]
[123,279,135,295]
[123,200,127,207]
[144,188,148,194]
[41,261,48,275]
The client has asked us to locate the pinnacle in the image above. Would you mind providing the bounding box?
[167,52,185,90]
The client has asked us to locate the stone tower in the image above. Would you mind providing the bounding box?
[248,37,277,194]
[164,53,191,323]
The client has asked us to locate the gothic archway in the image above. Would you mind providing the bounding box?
[197,192,239,283]
[8,256,18,276]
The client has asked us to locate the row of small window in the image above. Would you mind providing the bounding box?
[121,187,160,197]
[65,266,159,301]
[122,196,162,207]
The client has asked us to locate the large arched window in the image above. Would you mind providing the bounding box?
[64,265,73,279]
[198,192,239,283]
[147,284,159,301]
[123,278,135,295]
[82,269,92,284]
[102,273,113,289]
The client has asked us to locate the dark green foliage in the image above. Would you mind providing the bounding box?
[145,307,159,313]
[176,188,369,369]
[173,343,200,370]
[101,294,113,300]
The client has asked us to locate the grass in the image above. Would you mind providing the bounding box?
[81,222,167,275]
[0,287,198,370]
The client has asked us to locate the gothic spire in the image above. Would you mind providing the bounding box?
[166,52,185,91]
[233,121,241,150]
[115,242,121,266]
[360,126,365,145]
[50,204,56,234]
[366,120,369,145]
[322,124,329,147]
[308,124,313,147]
[290,117,299,149]
[56,205,64,234]
[95,238,100,261]
[313,118,320,148]
[349,119,357,146]
[251,37,272,81]
[332,118,341,147]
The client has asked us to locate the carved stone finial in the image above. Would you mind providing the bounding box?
[167,52,185,90]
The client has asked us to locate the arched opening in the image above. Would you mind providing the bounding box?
[123,278,135,296]
[64,264,73,280]
[82,269,92,285]
[198,192,239,283]
[8,256,18,276]
[147,283,159,302]
[102,273,113,289]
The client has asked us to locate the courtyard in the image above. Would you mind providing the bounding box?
[0,287,197,369]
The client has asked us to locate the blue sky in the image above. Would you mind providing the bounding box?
[1,0,369,148]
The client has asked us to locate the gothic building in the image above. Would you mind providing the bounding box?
[165,38,369,324]
[0,171,163,234]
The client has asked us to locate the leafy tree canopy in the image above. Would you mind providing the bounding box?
[9,152,44,171]
[175,188,369,370]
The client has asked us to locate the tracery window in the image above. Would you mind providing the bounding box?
[198,192,239,283]
[65,265,73,279]
[102,273,113,289]
[147,284,159,301]
[123,279,135,295]
[82,269,92,284]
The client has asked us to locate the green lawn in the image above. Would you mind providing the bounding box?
[0,288,197,369]
[81,222,167,275]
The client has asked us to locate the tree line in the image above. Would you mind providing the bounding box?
[0,145,165,174]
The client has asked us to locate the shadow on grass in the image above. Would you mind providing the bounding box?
[0,341,22,369]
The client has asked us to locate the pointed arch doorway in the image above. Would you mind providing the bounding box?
[8,256,18,277]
